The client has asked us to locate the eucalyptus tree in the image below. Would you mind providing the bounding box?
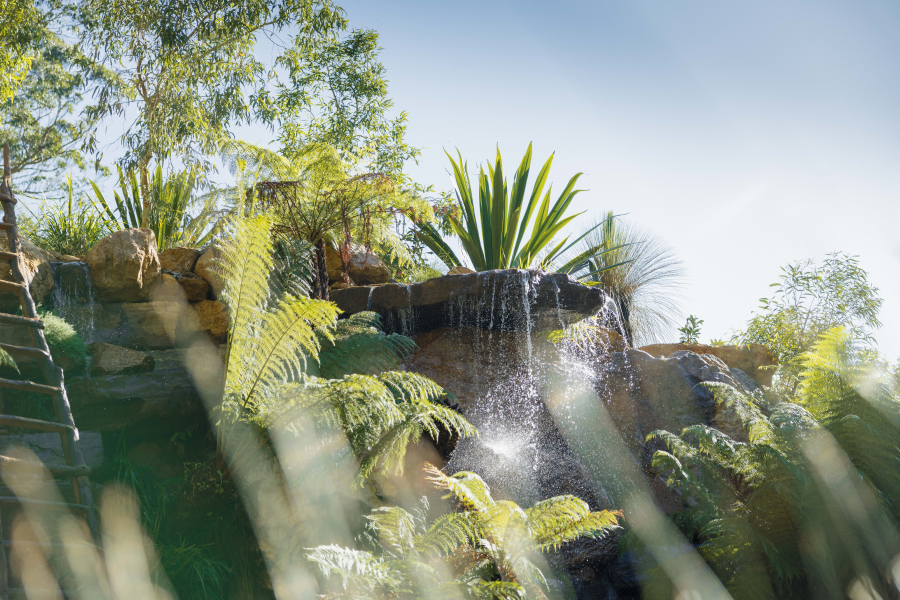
[0,0,38,101]
[256,28,418,178]
[74,0,348,226]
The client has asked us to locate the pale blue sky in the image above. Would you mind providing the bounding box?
[79,0,900,356]
[326,0,900,356]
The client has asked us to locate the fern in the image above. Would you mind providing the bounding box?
[309,464,620,599]
[316,312,417,379]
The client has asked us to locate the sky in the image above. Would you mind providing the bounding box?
[66,0,900,358]
[321,0,900,356]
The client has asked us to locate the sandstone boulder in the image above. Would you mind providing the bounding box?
[88,342,155,377]
[638,342,776,386]
[0,234,53,311]
[177,273,210,302]
[180,300,229,345]
[159,247,202,274]
[325,245,391,285]
[85,229,161,302]
[194,246,224,298]
[154,273,184,301]
[447,266,475,276]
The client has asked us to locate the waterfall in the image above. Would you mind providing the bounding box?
[50,262,96,344]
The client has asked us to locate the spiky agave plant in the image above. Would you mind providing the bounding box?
[644,332,900,600]
[552,212,683,346]
[308,464,620,599]
[416,143,621,273]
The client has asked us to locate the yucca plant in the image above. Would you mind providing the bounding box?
[92,164,221,250]
[308,464,620,599]
[644,329,900,600]
[415,143,621,273]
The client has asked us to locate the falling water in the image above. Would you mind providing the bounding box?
[50,262,96,344]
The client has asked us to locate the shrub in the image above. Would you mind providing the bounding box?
[40,312,86,364]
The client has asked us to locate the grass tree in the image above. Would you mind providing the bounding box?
[308,464,621,599]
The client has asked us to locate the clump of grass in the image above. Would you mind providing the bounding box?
[23,177,109,256]
[40,312,86,364]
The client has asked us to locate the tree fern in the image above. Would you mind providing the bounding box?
[315,312,417,379]
[308,464,620,599]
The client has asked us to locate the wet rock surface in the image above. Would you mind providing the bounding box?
[333,269,607,335]
[88,342,155,377]
[67,349,209,433]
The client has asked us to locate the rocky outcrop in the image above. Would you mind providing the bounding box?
[325,245,391,285]
[67,349,209,433]
[0,234,53,311]
[85,228,161,302]
[177,273,210,302]
[159,247,202,274]
[638,342,776,387]
[332,270,607,335]
[194,246,224,298]
[183,300,229,345]
[447,266,475,275]
[88,342,155,377]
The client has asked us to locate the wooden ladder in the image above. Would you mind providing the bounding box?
[0,144,96,597]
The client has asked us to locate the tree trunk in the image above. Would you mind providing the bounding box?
[315,238,329,300]
[139,155,151,229]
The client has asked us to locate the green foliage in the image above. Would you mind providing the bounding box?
[0,347,18,374]
[111,446,232,599]
[75,0,347,177]
[732,252,883,392]
[21,176,108,255]
[40,311,87,364]
[0,25,113,194]
[216,213,471,485]
[678,315,703,344]
[552,212,683,345]
[645,329,900,600]
[416,144,593,272]
[315,311,417,379]
[92,164,221,250]
[308,466,620,599]
[222,140,434,297]
[258,28,420,177]
[0,0,38,101]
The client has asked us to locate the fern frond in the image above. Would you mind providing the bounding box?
[316,312,415,378]
[306,544,401,595]
[425,465,495,513]
[526,496,620,551]
[368,507,418,556]
[0,348,18,373]
[415,512,478,557]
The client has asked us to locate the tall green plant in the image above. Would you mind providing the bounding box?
[23,176,109,255]
[308,464,620,599]
[93,164,221,250]
[417,143,607,272]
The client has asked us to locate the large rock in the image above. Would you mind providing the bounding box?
[638,342,776,387]
[85,229,161,302]
[88,342,155,377]
[177,273,210,302]
[180,300,229,345]
[0,234,54,311]
[325,245,391,285]
[194,246,224,299]
[332,269,608,335]
[159,247,202,274]
[67,350,209,433]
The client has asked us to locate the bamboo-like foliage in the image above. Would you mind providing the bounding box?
[643,329,900,600]
[92,164,223,250]
[307,465,620,599]
[416,143,611,272]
